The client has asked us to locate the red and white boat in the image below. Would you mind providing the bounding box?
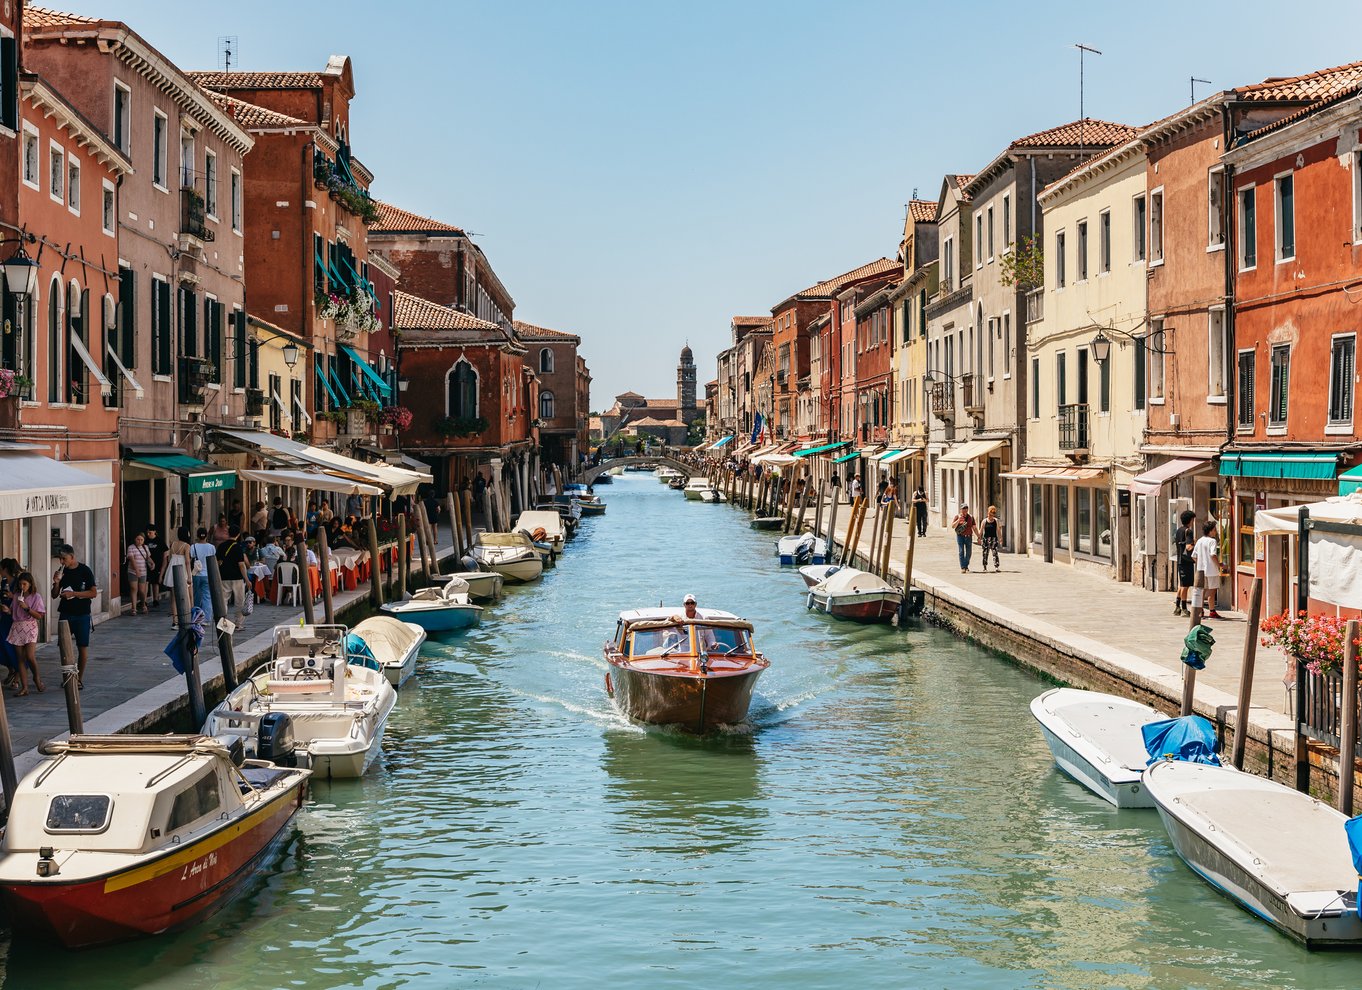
[807,567,903,622]
[0,734,309,948]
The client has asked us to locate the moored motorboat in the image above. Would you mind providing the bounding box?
[698,488,726,503]
[574,496,606,516]
[603,607,769,732]
[0,734,309,948]
[536,499,580,535]
[593,471,614,484]
[776,532,828,566]
[380,577,483,633]
[1030,688,1164,808]
[798,563,841,588]
[514,510,567,553]
[452,569,505,602]
[667,475,686,491]
[683,477,713,500]
[351,614,427,687]
[807,567,903,622]
[203,624,397,779]
[470,531,545,583]
[1143,759,1362,948]
[656,467,684,484]
[749,516,783,530]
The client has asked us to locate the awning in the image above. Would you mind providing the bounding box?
[832,450,861,464]
[794,441,849,458]
[1000,464,1106,482]
[746,443,781,460]
[69,333,112,397]
[238,468,381,497]
[316,361,340,407]
[1219,451,1338,480]
[1129,457,1209,496]
[1340,464,1362,496]
[106,346,144,399]
[0,452,114,520]
[1255,492,1362,609]
[214,428,425,496]
[339,344,393,396]
[938,438,1007,467]
[708,435,735,450]
[127,453,237,494]
[880,448,921,466]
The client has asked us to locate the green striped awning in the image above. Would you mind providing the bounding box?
[1219,451,1338,480]
[832,451,861,464]
[1339,463,1362,495]
[794,441,849,458]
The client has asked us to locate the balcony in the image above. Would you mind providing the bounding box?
[929,380,954,421]
[178,356,215,406]
[1059,403,1090,452]
[961,372,983,416]
[181,188,214,243]
[1026,288,1044,325]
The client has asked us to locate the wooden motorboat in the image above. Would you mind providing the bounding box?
[1030,688,1164,808]
[351,614,427,687]
[381,576,482,633]
[807,567,903,622]
[603,607,769,733]
[683,477,713,500]
[592,471,614,484]
[0,735,308,948]
[470,531,544,583]
[668,475,686,491]
[749,517,783,531]
[798,563,842,588]
[514,510,567,553]
[656,468,684,484]
[203,624,397,780]
[1143,759,1362,948]
[776,532,828,566]
[574,497,606,516]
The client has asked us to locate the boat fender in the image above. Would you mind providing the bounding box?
[604,671,614,697]
[531,527,547,542]
[806,593,814,610]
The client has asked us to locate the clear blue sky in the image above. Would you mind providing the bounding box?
[47,1,1362,410]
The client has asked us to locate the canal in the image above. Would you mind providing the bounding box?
[2,473,1354,987]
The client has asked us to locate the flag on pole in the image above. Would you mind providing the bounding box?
[749,412,763,447]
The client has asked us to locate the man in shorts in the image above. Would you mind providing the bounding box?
[1192,520,1223,619]
[52,543,98,686]
[1173,509,1196,617]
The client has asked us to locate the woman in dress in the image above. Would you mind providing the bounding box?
[7,571,45,695]
[166,527,193,629]
[125,532,152,614]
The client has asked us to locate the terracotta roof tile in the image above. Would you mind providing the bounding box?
[1237,60,1362,102]
[202,90,306,129]
[953,174,976,191]
[188,70,324,90]
[908,199,937,223]
[1010,118,1139,148]
[370,201,465,236]
[392,290,500,333]
[795,258,899,300]
[23,7,98,27]
[731,315,774,328]
[513,320,580,342]
[630,416,683,427]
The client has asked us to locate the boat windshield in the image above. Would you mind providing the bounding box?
[631,627,690,657]
[694,625,749,655]
[628,624,750,658]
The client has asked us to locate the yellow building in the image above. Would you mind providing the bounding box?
[885,200,939,492]
[1022,138,1148,578]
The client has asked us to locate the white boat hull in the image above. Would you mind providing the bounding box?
[1029,689,1160,809]
[486,556,543,583]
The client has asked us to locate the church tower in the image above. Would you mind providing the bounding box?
[677,342,697,424]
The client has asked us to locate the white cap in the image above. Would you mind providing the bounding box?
[683,594,696,604]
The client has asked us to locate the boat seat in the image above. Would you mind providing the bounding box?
[266,679,335,695]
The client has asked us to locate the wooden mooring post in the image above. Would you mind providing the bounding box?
[397,513,411,597]
[57,619,83,734]
[1340,618,1360,815]
[1230,577,1263,771]
[1182,571,1206,717]
[880,499,896,578]
[414,504,433,584]
[317,525,336,623]
[169,566,206,729]
[203,554,238,689]
[366,516,385,608]
[447,492,464,561]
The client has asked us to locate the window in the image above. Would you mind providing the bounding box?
[267,373,282,431]
[447,360,478,417]
[1056,351,1067,407]
[178,286,197,358]
[179,132,194,190]
[0,30,15,133]
[1002,313,1011,376]
[1150,188,1164,264]
[290,378,304,426]
[1208,308,1227,400]
[1269,343,1290,427]
[21,125,37,188]
[45,794,111,834]
[975,215,983,268]
[943,237,954,290]
[151,276,172,375]
[1055,229,1066,288]
[113,82,130,154]
[102,182,115,236]
[1238,186,1257,269]
[987,318,995,378]
[1076,220,1089,281]
[204,149,217,218]
[1330,335,1356,425]
[1098,210,1111,274]
[1355,150,1362,242]
[67,157,80,213]
[1099,349,1111,412]
[986,205,995,260]
[1031,357,1040,418]
[1208,166,1225,248]
[1077,348,1089,406]
[46,277,61,402]
[1238,495,1256,569]
[230,169,242,232]
[1237,349,1255,430]
[1148,319,1165,401]
[49,142,63,203]
[65,282,85,404]
[1275,173,1295,261]
[1134,337,1146,410]
[204,298,223,381]
[233,309,247,388]
[1132,194,1147,261]
[539,390,555,421]
[152,110,167,189]
[1002,194,1011,246]
[114,266,135,374]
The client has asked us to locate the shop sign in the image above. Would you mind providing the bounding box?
[24,492,71,515]
[188,472,236,494]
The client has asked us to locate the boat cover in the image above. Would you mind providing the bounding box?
[1345,816,1362,913]
[1142,715,1221,766]
[816,567,894,594]
[344,633,382,672]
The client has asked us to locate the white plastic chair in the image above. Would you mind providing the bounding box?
[274,561,303,607]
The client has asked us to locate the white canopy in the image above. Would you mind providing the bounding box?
[0,452,114,520]
[751,452,798,467]
[815,567,895,595]
[238,468,382,497]
[1256,493,1362,609]
[217,428,425,496]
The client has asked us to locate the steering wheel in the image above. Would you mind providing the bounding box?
[301,667,322,680]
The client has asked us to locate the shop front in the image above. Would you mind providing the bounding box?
[1009,466,1112,572]
[937,439,1007,540]
[123,449,239,539]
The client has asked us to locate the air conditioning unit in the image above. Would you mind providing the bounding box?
[1170,412,1181,430]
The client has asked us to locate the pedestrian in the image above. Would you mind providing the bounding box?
[216,525,249,632]
[1193,520,1223,619]
[830,472,841,504]
[125,531,152,614]
[1172,508,1196,617]
[144,524,165,609]
[305,501,320,537]
[211,513,230,543]
[0,559,18,689]
[270,497,290,535]
[165,527,193,629]
[876,476,889,503]
[849,475,863,503]
[7,571,44,695]
[424,490,440,544]
[912,485,928,536]
[251,500,269,535]
[189,527,216,620]
[52,544,97,688]
[881,478,898,507]
[980,505,1001,572]
[951,504,977,573]
[226,499,245,534]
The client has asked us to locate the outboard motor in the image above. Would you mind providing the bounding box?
[794,534,816,565]
[257,712,297,768]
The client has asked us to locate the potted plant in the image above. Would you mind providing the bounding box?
[380,405,413,432]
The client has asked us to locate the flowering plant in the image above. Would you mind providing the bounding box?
[380,405,413,430]
[1260,610,1362,676]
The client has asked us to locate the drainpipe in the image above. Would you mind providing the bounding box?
[1221,104,1237,450]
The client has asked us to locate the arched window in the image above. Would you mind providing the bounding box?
[67,281,85,404]
[446,359,478,418]
[539,347,554,374]
[102,294,117,404]
[47,276,61,403]
[539,390,555,421]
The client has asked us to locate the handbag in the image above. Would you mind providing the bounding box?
[162,553,185,588]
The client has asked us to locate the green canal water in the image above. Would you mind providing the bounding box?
[3,474,1358,988]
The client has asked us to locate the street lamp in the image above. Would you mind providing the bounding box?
[1090,330,1112,364]
[1089,324,1170,364]
[282,343,300,369]
[2,245,39,298]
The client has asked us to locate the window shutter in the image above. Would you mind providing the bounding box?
[157,281,172,374]
[119,267,135,367]
[0,37,16,132]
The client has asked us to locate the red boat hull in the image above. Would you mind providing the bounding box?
[1,779,305,948]
[605,662,766,732]
[811,592,902,623]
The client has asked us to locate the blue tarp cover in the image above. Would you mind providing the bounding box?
[345,633,381,672]
[1142,715,1221,766]
[1344,816,1362,914]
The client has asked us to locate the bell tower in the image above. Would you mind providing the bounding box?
[677,342,696,424]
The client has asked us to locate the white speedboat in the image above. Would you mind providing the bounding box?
[454,569,504,602]
[203,624,398,779]
[381,576,483,633]
[798,563,841,588]
[515,509,567,553]
[683,477,713,500]
[656,468,684,484]
[1030,688,1164,808]
[776,532,829,566]
[351,614,427,687]
[470,531,544,583]
[807,567,902,623]
[1143,759,1362,948]
[698,488,727,503]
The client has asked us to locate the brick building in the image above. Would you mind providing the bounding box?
[514,319,584,469]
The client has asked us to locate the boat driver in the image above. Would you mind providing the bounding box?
[677,594,718,653]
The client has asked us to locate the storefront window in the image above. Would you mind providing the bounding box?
[1095,490,1112,559]
[1238,495,1255,569]
[1077,488,1092,554]
[1056,487,1070,550]
[1030,485,1043,545]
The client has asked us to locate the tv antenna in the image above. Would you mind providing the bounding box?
[1074,43,1102,156]
[217,36,238,73]
[1190,76,1211,103]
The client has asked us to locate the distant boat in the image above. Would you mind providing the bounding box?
[1143,759,1362,948]
[470,531,544,583]
[698,488,726,503]
[683,477,713,500]
[807,567,902,622]
[1030,688,1164,808]
[776,532,828,566]
[593,472,614,484]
